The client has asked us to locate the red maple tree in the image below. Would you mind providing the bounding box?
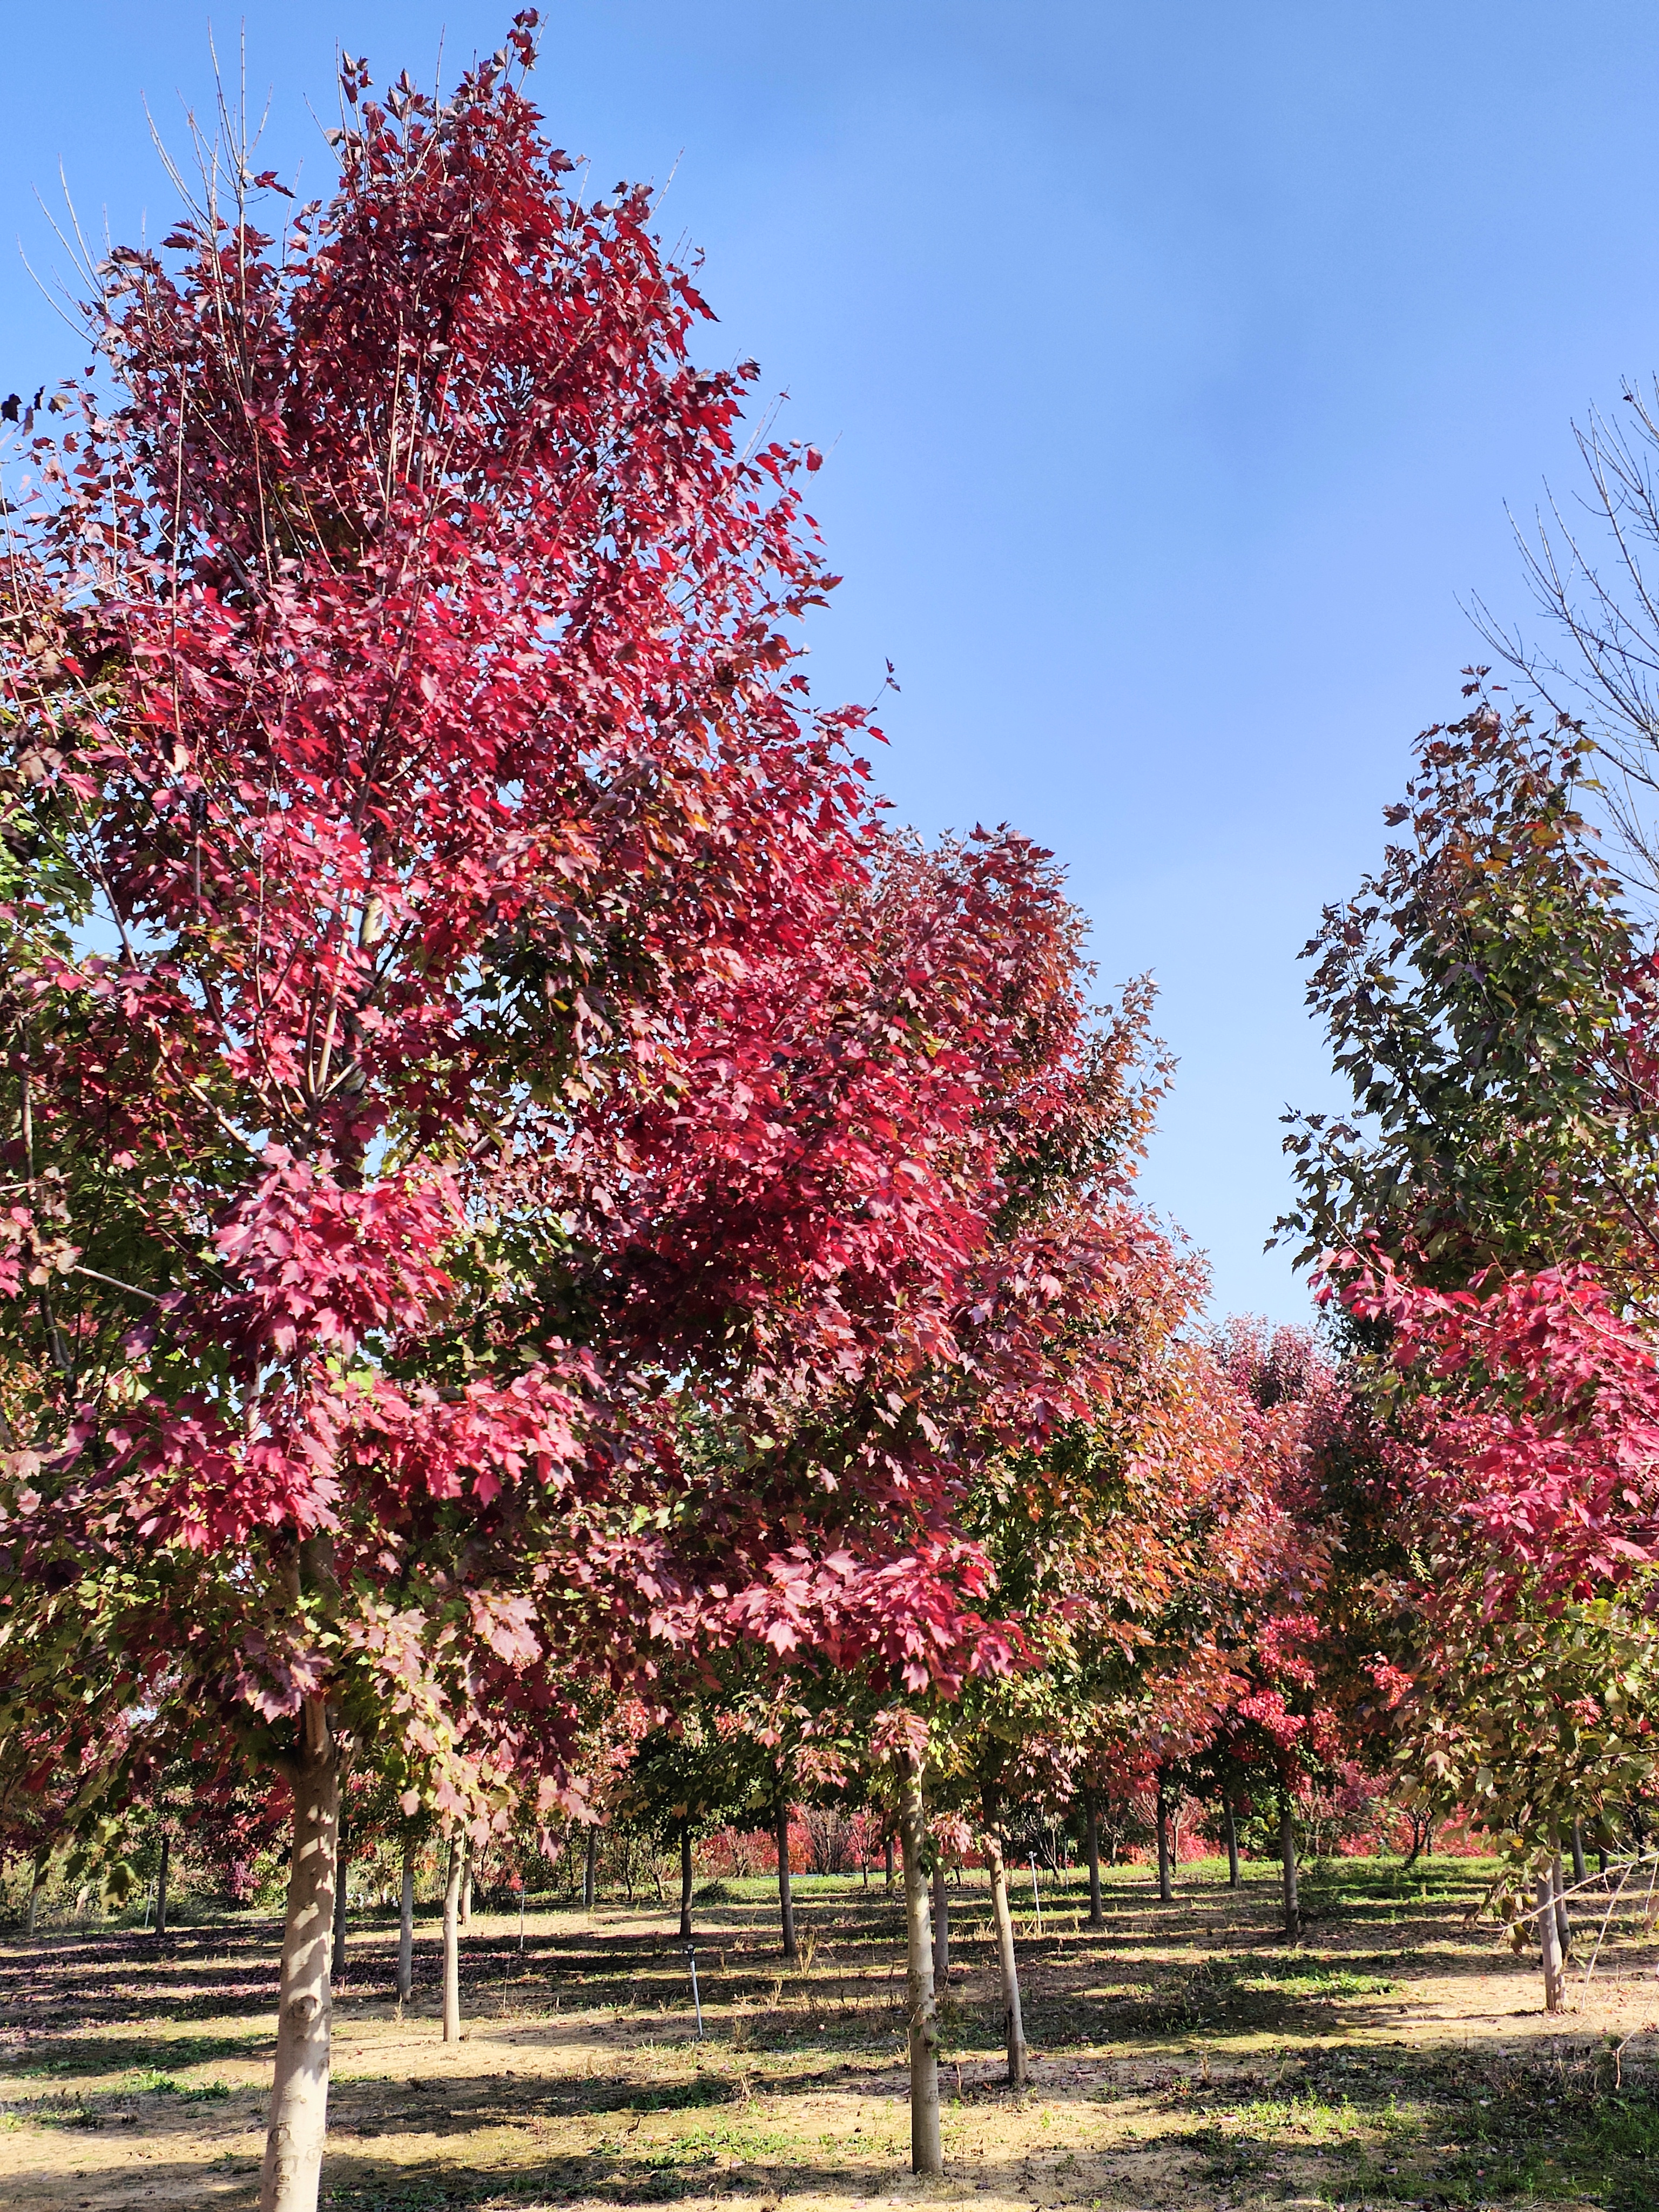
[0,20,1174,2203]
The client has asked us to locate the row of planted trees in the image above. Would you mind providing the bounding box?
[0,21,1341,2203]
[7,14,1659,2212]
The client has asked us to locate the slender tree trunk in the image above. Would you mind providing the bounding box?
[982,1807,1028,2087]
[1571,1819,1588,1888]
[1083,1791,1103,1930]
[259,1718,341,2212]
[27,1857,44,1937]
[1223,1797,1240,1890]
[1402,1813,1425,1870]
[155,1832,171,1938]
[932,1859,949,1984]
[396,1837,415,2005]
[459,1836,473,1930]
[1552,1851,1572,1960]
[884,1836,894,1887]
[442,1833,463,2044]
[776,1799,798,1962]
[1539,1866,1564,2012]
[898,1756,942,2177]
[1279,1800,1300,1941]
[1155,1774,1172,1903]
[679,1826,694,1943]
[583,1826,597,1911]
[330,1816,349,1981]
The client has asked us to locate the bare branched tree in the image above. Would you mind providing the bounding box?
[1474,381,1659,904]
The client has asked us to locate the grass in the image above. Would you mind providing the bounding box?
[0,2029,264,2079]
[4,1853,1659,2208]
[1172,2041,1659,2209]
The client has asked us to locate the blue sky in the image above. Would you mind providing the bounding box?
[8,2,1659,1320]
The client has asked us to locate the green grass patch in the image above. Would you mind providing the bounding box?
[636,2119,791,2169]
[628,2076,736,2113]
[2,2031,261,2078]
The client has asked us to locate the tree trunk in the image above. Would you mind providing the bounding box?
[259,1721,340,2212]
[1571,1819,1588,1887]
[1279,1800,1300,1941]
[884,1835,894,1887]
[1539,1865,1564,2012]
[1223,1797,1240,1890]
[679,1826,694,1943]
[982,1806,1028,2087]
[898,1756,942,2177]
[1083,1790,1103,1930]
[156,1831,171,1938]
[442,1833,463,2044]
[775,1799,798,1962]
[1155,1774,1172,1903]
[396,1836,415,2005]
[459,1836,473,1930]
[27,1857,44,1937]
[932,1859,949,1984]
[330,1817,349,1981]
[1552,1850,1572,1960]
[583,1825,597,1911]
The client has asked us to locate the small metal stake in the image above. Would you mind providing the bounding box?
[685,1945,704,2039]
[1030,1856,1043,1936]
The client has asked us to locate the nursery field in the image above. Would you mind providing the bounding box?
[2,1857,1657,2212]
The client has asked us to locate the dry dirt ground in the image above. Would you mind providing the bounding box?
[3,1855,1658,2212]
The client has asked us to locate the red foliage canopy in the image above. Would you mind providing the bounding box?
[1336,1257,1659,1597]
[0,23,1157,1829]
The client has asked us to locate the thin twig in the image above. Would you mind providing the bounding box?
[1581,1856,1636,1987]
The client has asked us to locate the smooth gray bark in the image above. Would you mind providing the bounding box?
[1224,1797,1240,1890]
[259,1716,340,2212]
[776,1799,798,1961]
[396,1836,415,2004]
[899,1757,942,2176]
[1540,1864,1564,2012]
[1571,1819,1588,1887]
[442,1834,463,2042]
[330,1818,349,1980]
[1083,1791,1103,1929]
[982,1811,1028,2086]
[1155,1775,1172,1903]
[932,1859,949,1984]
[1279,1800,1300,1941]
